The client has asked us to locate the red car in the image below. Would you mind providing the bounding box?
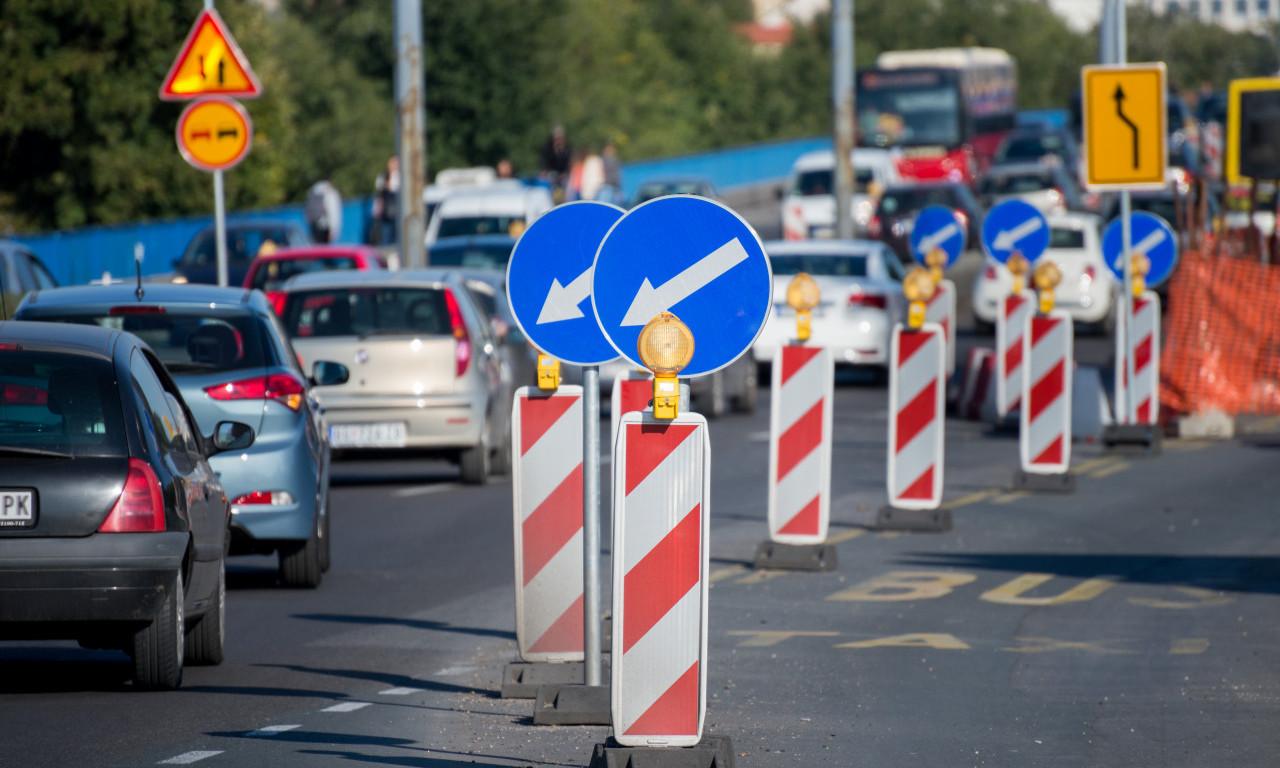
[243,245,388,314]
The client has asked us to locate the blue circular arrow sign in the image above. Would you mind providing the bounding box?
[506,201,624,365]
[981,199,1050,264]
[1102,211,1179,287]
[592,196,772,377]
[909,205,966,269]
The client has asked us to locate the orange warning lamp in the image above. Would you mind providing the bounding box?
[637,312,695,420]
[1130,252,1151,298]
[925,247,948,284]
[1033,260,1062,314]
[903,267,937,330]
[1007,251,1030,295]
[786,273,821,343]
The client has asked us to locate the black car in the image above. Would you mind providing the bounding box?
[173,220,311,287]
[868,182,984,264]
[0,321,255,689]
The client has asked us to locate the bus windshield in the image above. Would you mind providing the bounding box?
[857,82,960,148]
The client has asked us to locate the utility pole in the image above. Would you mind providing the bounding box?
[833,0,856,239]
[394,0,427,269]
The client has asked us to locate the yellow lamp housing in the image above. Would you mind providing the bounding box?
[902,267,937,331]
[925,247,948,284]
[796,310,812,342]
[1131,252,1151,298]
[637,312,695,419]
[1033,260,1062,315]
[786,273,820,343]
[1007,252,1030,296]
[536,353,561,391]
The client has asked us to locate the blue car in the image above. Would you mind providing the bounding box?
[15,283,348,587]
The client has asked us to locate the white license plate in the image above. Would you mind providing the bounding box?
[0,489,36,528]
[330,422,407,448]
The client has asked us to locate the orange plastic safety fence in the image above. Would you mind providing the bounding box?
[1161,252,1280,417]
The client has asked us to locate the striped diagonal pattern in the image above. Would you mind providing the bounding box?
[925,279,956,377]
[887,324,945,509]
[614,417,707,746]
[1021,313,1073,474]
[1115,293,1160,425]
[611,371,653,454]
[997,291,1035,417]
[512,388,584,662]
[768,344,832,544]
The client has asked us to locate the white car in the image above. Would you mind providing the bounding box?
[972,211,1114,333]
[781,148,902,240]
[424,180,553,245]
[754,239,909,373]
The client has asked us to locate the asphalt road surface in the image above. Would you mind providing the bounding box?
[3,190,1278,768]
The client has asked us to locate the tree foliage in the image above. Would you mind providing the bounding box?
[2,0,1276,233]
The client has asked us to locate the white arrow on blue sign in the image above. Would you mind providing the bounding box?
[506,200,625,365]
[591,196,772,377]
[1102,211,1179,287]
[909,204,966,269]
[981,199,1050,264]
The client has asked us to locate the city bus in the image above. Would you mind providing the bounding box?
[857,47,1018,185]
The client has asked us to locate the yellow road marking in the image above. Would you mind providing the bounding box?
[1170,638,1210,655]
[941,489,1000,510]
[709,565,748,583]
[727,630,840,647]
[1002,636,1136,654]
[826,528,865,545]
[735,569,791,585]
[992,491,1031,504]
[1089,461,1131,478]
[1074,456,1119,474]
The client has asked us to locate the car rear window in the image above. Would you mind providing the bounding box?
[792,168,874,196]
[0,351,127,457]
[878,187,962,214]
[427,242,515,269]
[281,287,452,338]
[1049,228,1086,249]
[980,171,1056,195]
[437,216,526,239]
[31,311,268,375]
[251,256,360,291]
[769,254,868,277]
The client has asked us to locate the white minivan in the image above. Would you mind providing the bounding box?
[424,180,554,245]
[780,148,902,240]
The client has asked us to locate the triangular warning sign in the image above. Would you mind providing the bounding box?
[159,8,262,101]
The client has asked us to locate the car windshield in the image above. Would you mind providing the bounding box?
[770,253,868,277]
[980,171,1057,195]
[0,351,127,457]
[998,135,1069,162]
[31,311,267,374]
[436,216,526,239]
[282,287,452,338]
[182,226,300,267]
[1049,227,1086,249]
[633,181,712,204]
[251,256,359,292]
[792,168,875,197]
[877,187,963,215]
[428,242,515,269]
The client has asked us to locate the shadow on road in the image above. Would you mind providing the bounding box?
[292,613,515,641]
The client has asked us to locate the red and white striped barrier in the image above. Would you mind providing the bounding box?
[996,290,1036,418]
[611,412,710,747]
[887,323,946,509]
[768,344,833,544]
[925,279,957,378]
[1114,291,1161,425]
[612,370,653,451]
[1020,312,1074,474]
[511,386,584,662]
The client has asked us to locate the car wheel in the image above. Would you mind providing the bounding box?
[185,559,225,666]
[132,571,184,690]
[697,372,728,419]
[279,522,323,589]
[732,364,759,413]
[489,417,512,477]
[319,500,331,573]
[459,442,490,484]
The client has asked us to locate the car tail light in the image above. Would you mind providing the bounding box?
[268,291,287,316]
[849,290,887,310]
[232,490,296,507]
[109,305,166,315]
[1081,264,1096,288]
[100,458,165,533]
[868,215,882,238]
[205,373,306,411]
[984,265,998,281]
[0,383,47,405]
[444,288,471,377]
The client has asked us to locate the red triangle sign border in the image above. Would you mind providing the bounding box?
[159,8,262,101]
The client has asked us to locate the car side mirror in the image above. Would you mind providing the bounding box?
[212,421,255,452]
[311,360,350,387]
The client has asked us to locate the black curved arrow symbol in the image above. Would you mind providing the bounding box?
[1114,85,1139,170]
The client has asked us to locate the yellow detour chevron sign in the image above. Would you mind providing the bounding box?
[1081,63,1167,189]
[159,8,261,101]
[176,98,253,172]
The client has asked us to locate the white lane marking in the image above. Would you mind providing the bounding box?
[159,752,224,765]
[434,665,480,676]
[247,724,301,737]
[379,687,423,696]
[322,701,372,713]
[392,483,459,498]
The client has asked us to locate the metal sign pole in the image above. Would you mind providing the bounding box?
[1117,2,1137,424]
[832,0,856,239]
[214,169,228,287]
[582,364,602,687]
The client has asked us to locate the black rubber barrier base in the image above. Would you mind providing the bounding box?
[874,507,953,532]
[589,734,736,768]
[503,661,595,699]
[752,541,838,571]
[1011,470,1077,493]
[1103,424,1163,456]
[532,683,610,725]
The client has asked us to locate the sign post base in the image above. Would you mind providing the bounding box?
[589,734,736,768]
[874,507,952,533]
[1103,424,1163,456]
[532,683,610,725]
[1011,470,1077,493]
[503,660,608,699]
[752,541,837,571]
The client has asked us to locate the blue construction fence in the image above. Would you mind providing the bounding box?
[9,135,832,286]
